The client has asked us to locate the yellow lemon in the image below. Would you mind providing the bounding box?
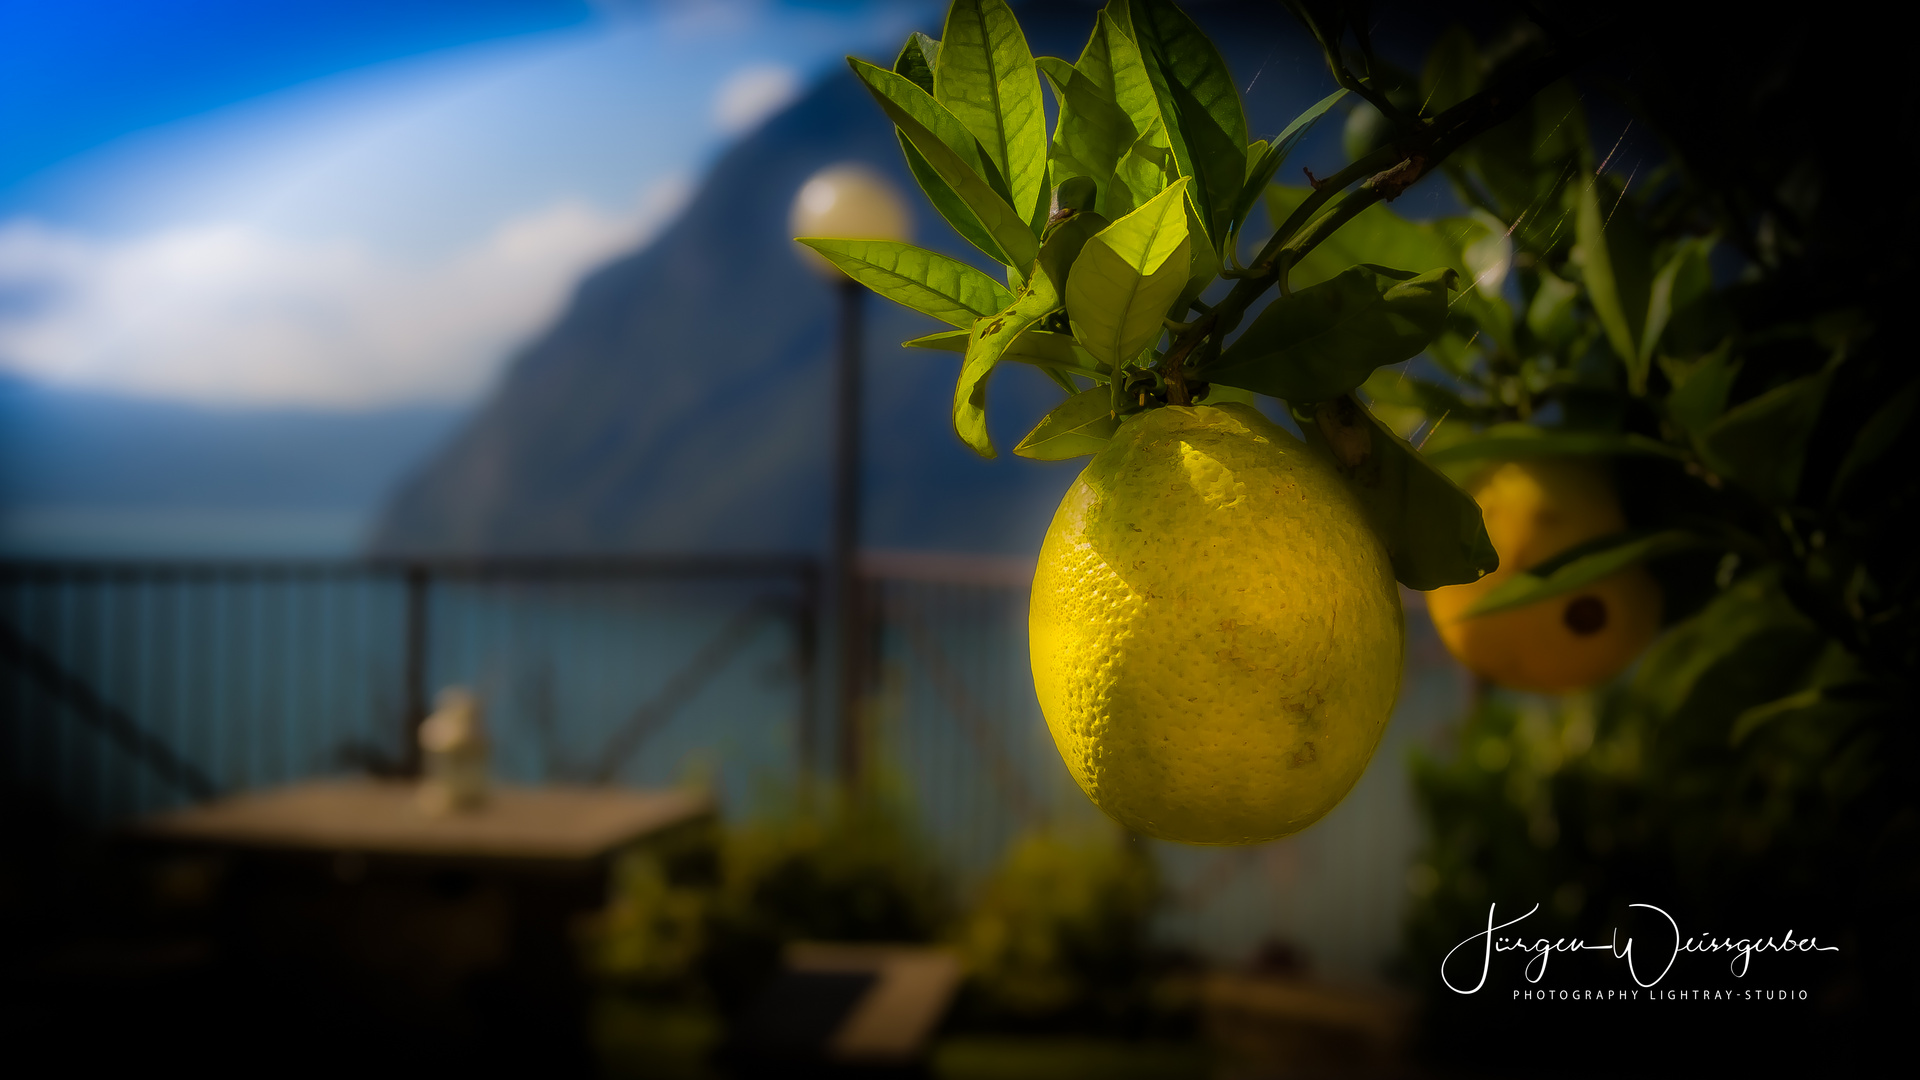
[1425,458,1662,692]
[1029,404,1404,845]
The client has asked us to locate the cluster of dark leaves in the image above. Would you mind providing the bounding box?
[1389,1,1917,1073]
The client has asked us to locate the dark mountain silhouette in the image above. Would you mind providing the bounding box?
[370,3,1348,557]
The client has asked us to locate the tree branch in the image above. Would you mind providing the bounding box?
[1158,27,1604,402]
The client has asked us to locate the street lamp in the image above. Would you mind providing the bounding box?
[790,164,911,789]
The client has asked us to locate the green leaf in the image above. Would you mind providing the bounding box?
[1029,156,1054,237]
[935,0,1049,228]
[1263,192,1517,360]
[1299,395,1498,591]
[1038,54,1137,211]
[1640,236,1713,361]
[1698,364,1835,504]
[1176,183,1221,311]
[1421,328,1478,380]
[1067,13,1122,121]
[1728,668,1876,747]
[1229,90,1345,247]
[794,238,1013,328]
[1201,265,1457,402]
[1004,329,1107,379]
[1573,175,1654,391]
[1051,7,1172,221]
[953,289,1054,459]
[1728,686,1826,746]
[1109,3,1197,202]
[954,296,1053,457]
[1105,116,1173,219]
[1462,529,1718,618]
[1525,268,1580,349]
[1361,367,1479,428]
[893,31,939,94]
[1127,0,1246,241]
[1660,341,1739,436]
[905,328,1108,382]
[1014,385,1120,459]
[1629,566,1831,732]
[1035,55,1076,92]
[1243,139,1267,183]
[952,211,1111,457]
[1420,25,1483,114]
[897,131,1014,266]
[1094,9,1181,214]
[849,57,1038,268]
[851,56,994,185]
[1423,425,1685,465]
[903,329,969,351]
[1830,377,1919,501]
[1447,78,1589,257]
[1440,232,1516,357]
[1443,212,1512,293]
[1262,185,1464,286]
[1037,366,1081,396]
[1064,179,1192,372]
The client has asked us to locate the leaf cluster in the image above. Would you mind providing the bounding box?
[1380,10,1918,1065]
[802,0,1608,590]
[1323,22,1916,676]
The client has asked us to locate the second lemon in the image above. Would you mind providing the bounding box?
[1425,457,1662,692]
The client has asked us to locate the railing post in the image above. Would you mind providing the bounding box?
[831,278,867,791]
[796,561,821,781]
[402,564,430,776]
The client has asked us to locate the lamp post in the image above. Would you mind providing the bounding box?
[790,164,911,790]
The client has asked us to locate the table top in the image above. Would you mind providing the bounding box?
[140,778,711,862]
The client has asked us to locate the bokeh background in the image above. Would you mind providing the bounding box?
[2,2,1903,1076]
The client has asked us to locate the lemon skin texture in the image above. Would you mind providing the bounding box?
[1426,458,1662,693]
[1029,404,1404,845]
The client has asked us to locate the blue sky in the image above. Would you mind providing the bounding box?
[0,0,937,408]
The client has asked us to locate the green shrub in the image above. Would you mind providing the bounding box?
[956,829,1175,1032]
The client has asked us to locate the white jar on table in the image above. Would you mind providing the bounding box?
[417,687,489,814]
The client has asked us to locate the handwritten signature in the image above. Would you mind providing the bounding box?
[1442,903,1839,994]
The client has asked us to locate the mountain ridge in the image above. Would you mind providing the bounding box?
[371,3,1345,557]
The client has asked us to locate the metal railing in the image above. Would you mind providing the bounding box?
[1,556,818,823]
[0,551,1469,979]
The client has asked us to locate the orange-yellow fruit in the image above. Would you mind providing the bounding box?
[1426,458,1661,693]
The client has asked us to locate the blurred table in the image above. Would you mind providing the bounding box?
[137,779,713,1074]
[143,778,708,861]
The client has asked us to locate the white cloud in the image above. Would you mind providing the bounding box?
[711,64,800,135]
[0,175,692,409]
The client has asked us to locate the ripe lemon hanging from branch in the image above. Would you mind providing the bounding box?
[800,0,1593,842]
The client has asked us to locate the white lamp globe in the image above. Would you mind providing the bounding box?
[791,164,912,278]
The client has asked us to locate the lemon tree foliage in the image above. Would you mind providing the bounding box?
[804,0,1620,591]
[1202,264,1458,402]
[1328,10,1918,1067]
